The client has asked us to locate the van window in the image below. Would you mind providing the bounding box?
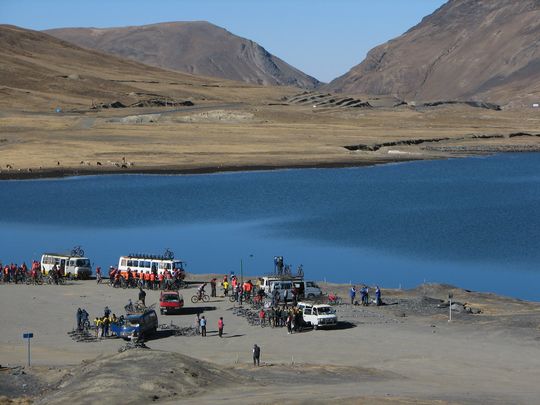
[76,259,90,267]
[307,282,317,287]
[144,261,151,268]
[304,307,312,315]
[121,259,127,266]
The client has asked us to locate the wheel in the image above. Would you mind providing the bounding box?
[202,294,210,303]
[160,309,164,315]
[313,324,318,330]
[229,295,236,303]
[190,296,198,304]
[307,293,315,299]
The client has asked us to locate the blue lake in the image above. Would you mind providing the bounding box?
[1,153,539,300]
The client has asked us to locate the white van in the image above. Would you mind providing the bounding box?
[297,302,338,329]
[41,253,92,279]
[270,280,294,302]
[260,276,303,295]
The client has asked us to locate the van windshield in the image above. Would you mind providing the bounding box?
[317,307,335,314]
[76,259,90,267]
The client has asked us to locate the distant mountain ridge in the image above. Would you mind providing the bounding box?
[326,0,540,107]
[45,21,320,89]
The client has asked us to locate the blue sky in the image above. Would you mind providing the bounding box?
[0,0,447,82]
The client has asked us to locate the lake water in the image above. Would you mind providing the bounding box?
[1,153,539,300]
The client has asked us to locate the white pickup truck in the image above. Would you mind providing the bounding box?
[297,302,338,329]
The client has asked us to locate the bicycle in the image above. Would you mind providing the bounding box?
[191,293,210,304]
[71,245,85,257]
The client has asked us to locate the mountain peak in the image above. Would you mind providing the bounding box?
[45,22,320,89]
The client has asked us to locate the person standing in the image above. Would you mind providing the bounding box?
[223,280,229,296]
[138,287,147,306]
[253,344,261,366]
[76,308,82,331]
[218,317,224,337]
[349,286,357,305]
[210,278,217,297]
[200,316,207,337]
[96,267,102,284]
[195,313,201,335]
[375,286,382,306]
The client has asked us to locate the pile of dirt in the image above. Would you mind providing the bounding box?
[37,350,248,405]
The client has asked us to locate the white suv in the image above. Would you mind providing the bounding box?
[297,302,338,329]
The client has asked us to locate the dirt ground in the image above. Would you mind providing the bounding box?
[1,279,539,404]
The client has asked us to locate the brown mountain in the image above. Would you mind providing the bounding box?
[0,24,291,111]
[45,21,320,89]
[326,0,540,107]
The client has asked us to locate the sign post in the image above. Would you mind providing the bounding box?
[23,332,33,367]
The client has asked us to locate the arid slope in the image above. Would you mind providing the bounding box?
[45,21,320,89]
[0,24,292,111]
[326,0,540,107]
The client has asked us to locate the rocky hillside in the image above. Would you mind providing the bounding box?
[46,21,320,89]
[326,0,540,107]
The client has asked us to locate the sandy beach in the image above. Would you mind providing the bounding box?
[1,279,539,404]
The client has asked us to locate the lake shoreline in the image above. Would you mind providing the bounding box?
[0,156,423,180]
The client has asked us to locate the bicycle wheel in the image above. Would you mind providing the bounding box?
[190,295,198,304]
[202,294,210,303]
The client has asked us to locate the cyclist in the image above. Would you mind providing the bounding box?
[197,282,207,299]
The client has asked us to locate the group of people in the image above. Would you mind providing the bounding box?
[1,260,64,284]
[349,285,382,306]
[76,306,120,338]
[107,266,185,290]
[258,306,304,333]
[194,314,224,337]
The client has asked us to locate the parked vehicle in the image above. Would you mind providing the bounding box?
[110,309,158,340]
[292,280,323,299]
[260,275,303,295]
[41,253,92,279]
[270,280,294,301]
[159,290,184,314]
[117,252,185,279]
[297,302,338,329]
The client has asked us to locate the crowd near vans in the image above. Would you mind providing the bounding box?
[259,276,323,300]
[117,254,185,277]
[40,253,92,279]
[297,302,338,329]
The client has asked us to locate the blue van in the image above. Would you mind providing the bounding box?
[111,309,158,339]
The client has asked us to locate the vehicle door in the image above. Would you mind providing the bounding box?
[302,306,314,325]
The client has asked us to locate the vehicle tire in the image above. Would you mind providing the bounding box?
[313,324,318,330]
[190,296,198,304]
[160,309,164,315]
[307,293,315,299]
[202,294,210,303]
[229,295,236,303]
